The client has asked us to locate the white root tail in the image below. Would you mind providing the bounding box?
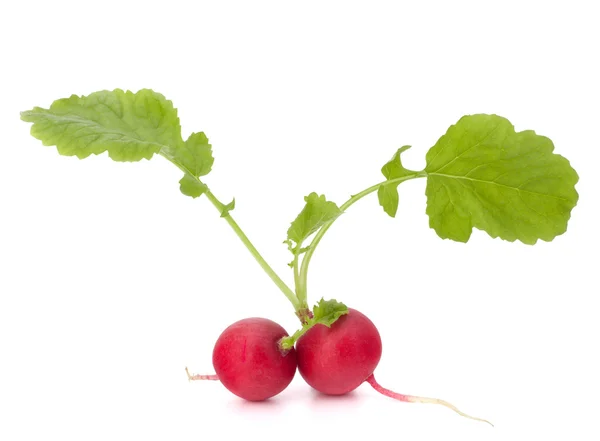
[185,367,219,382]
[365,374,493,426]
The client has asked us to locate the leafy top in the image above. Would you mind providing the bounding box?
[21,89,581,327]
[424,114,579,244]
[21,89,183,161]
[21,89,215,199]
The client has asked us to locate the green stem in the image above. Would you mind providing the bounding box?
[280,323,312,350]
[203,189,300,310]
[298,172,426,298]
[292,252,301,300]
[163,154,301,312]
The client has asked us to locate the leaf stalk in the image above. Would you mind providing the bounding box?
[162,153,302,314]
[297,172,427,299]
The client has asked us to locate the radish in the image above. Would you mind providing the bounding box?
[187,318,297,401]
[295,308,492,425]
[296,308,381,395]
[22,89,579,424]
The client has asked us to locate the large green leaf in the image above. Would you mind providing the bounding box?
[21,89,183,161]
[424,114,579,244]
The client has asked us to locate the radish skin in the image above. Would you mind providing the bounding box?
[188,317,297,401]
[296,308,381,395]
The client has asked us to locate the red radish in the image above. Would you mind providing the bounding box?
[296,308,382,395]
[187,317,297,401]
[296,308,492,425]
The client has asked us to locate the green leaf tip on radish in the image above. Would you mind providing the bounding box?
[280,298,348,350]
[312,298,349,327]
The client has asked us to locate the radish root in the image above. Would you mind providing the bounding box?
[366,374,493,426]
[185,367,219,382]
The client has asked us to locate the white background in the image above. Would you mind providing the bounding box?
[1,1,598,440]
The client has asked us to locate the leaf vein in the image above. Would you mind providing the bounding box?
[430,173,571,202]
[429,122,503,174]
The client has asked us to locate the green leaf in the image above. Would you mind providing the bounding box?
[424,114,579,244]
[172,133,214,198]
[378,145,415,217]
[175,132,214,177]
[312,298,349,327]
[21,89,183,161]
[287,193,342,251]
[279,298,348,350]
[377,185,399,217]
[220,198,235,217]
[179,174,207,198]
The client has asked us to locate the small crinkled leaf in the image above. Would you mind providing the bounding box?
[284,239,310,255]
[287,193,342,250]
[312,298,349,327]
[283,239,294,254]
[425,114,579,244]
[279,298,349,350]
[220,198,235,217]
[179,174,207,198]
[378,145,415,217]
[175,132,214,177]
[21,89,183,161]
